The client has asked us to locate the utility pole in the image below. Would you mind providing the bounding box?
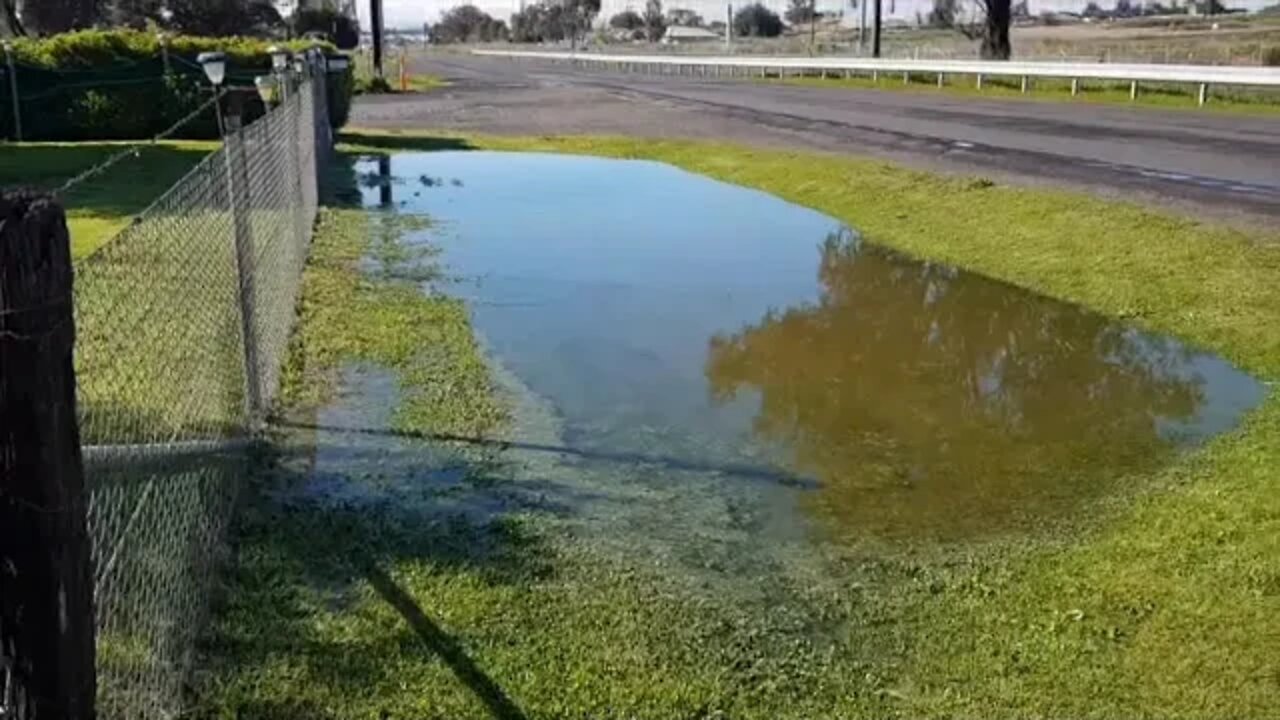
[808,0,816,53]
[872,0,881,58]
[726,2,732,50]
[370,0,384,77]
[858,0,866,51]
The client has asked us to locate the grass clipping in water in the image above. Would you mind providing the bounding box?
[279,207,504,436]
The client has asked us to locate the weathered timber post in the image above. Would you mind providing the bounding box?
[0,190,96,720]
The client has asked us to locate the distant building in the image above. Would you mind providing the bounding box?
[662,25,723,43]
[835,0,1273,26]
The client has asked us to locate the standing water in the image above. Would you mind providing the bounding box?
[343,151,1262,554]
[213,150,1273,716]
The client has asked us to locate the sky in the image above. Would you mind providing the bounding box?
[357,0,1275,28]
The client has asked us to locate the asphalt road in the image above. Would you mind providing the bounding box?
[351,54,1280,222]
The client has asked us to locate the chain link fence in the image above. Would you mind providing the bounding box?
[61,63,331,719]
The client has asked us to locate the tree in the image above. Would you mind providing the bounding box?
[978,0,1010,59]
[785,0,816,25]
[510,0,600,43]
[103,0,162,28]
[733,2,782,37]
[563,0,601,45]
[19,0,101,34]
[665,7,703,26]
[293,6,361,48]
[433,4,506,42]
[138,0,285,36]
[512,2,565,42]
[926,0,958,28]
[643,0,665,41]
[609,9,644,29]
[0,0,26,35]
[926,0,1011,60]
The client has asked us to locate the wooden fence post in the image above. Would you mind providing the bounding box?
[0,190,96,720]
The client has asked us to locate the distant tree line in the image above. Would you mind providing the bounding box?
[611,0,783,39]
[1,0,358,47]
[509,0,601,44]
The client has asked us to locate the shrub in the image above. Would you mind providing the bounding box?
[1264,46,1280,67]
[0,30,353,141]
[610,9,645,29]
[733,3,783,38]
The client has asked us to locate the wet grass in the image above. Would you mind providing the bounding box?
[198,134,1280,719]
[276,208,503,436]
[768,71,1280,115]
[0,140,216,257]
[199,198,878,718]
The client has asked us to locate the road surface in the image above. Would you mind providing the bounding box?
[351,54,1280,222]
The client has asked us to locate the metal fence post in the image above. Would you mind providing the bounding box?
[290,90,306,244]
[3,42,21,142]
[158,33,171,75]
[221,113,262,424]
[0,190,96,720]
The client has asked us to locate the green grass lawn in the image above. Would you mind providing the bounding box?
[0,141,216,257]
[769,72,1280,115]
[191,130,1280,719]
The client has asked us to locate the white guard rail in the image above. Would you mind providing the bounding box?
[473,49,1280,105]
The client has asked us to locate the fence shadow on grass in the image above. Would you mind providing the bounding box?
[273,419,818,490]
[363,564,529,720]
[194,427,541,719]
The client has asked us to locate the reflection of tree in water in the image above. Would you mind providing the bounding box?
[706,230,1205,539]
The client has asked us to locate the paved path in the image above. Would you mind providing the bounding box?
[351,54,1280,222]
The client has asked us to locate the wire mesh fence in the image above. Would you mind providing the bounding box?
[61,65,331,719]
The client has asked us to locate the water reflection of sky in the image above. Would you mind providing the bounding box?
[355,151,1265,539]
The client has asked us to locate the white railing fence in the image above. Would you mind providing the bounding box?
[473,49,1280,105]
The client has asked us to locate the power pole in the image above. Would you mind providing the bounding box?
[370,0,384,77]
[872,0,881,57]
[858,0,866,51]
[726,2,732,49]
[808,0,816,53]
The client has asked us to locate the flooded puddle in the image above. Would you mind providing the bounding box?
[333,151,1263,549]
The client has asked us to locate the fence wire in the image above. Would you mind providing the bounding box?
[67,65,331,719]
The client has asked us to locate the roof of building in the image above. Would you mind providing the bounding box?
[663,25,723,40]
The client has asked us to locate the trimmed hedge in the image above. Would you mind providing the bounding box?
[1,30,353,141]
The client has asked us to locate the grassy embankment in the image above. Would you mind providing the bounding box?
[189,130,1280,719]
[768,71,1280,115]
